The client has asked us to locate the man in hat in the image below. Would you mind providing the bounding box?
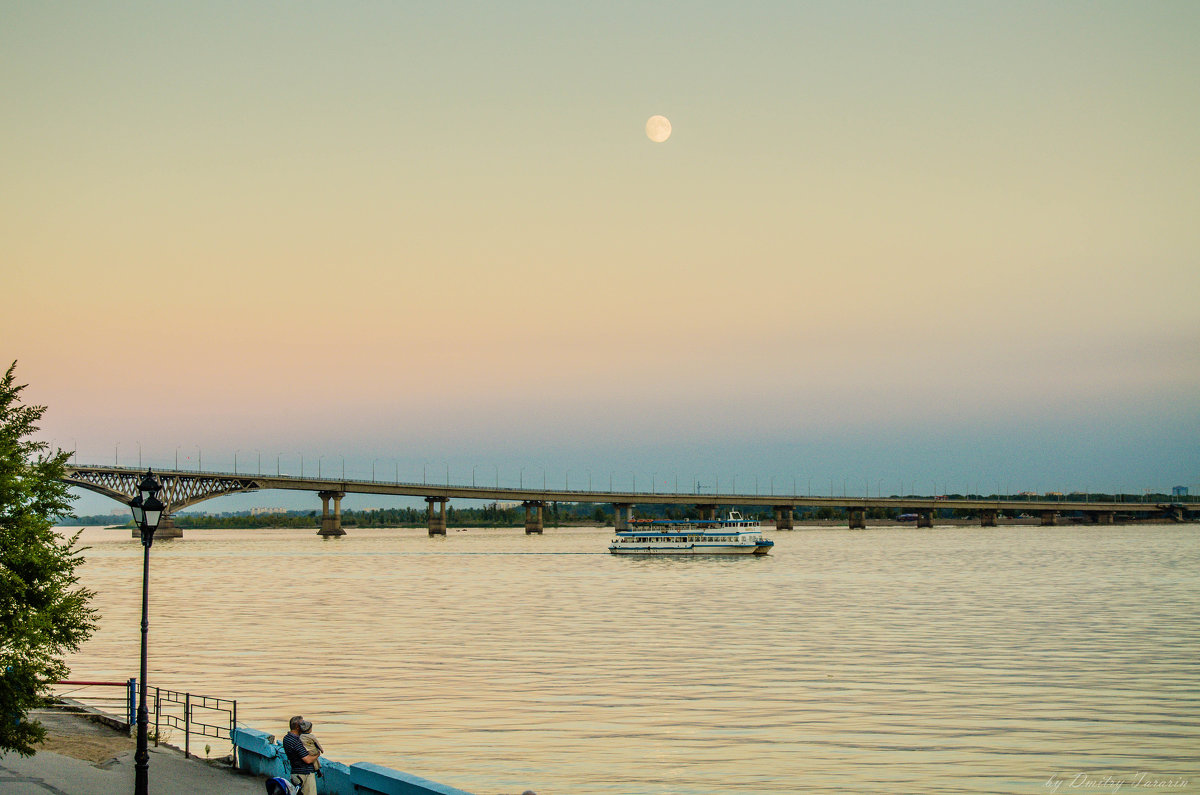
[282,715,319,795]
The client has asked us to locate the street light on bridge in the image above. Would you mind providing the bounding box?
[128,469,164,795]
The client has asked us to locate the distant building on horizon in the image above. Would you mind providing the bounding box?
[250,506,288,515]
[1172,486,1188,497]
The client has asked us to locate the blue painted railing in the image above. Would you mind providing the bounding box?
[231,727,475,795]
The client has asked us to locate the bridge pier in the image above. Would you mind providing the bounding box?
[318,491,346,536]
[523,501,544,534]
[613,503,633,531]
[916,510,934,528]
[773,506,794,530]
[1090,511,1114,524]
[979,509,998,527]
[1040,510,1057,526]
[696,504,717,521]
[425,497,448,535]
[132,513,182,540]
[848,508,866,529]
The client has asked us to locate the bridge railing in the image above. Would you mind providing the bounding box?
[64,464,1197,505]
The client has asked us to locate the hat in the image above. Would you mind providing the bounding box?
[299,720,313,733]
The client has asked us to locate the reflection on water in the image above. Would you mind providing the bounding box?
[66,524,1199,794]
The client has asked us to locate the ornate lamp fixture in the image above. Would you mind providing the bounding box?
[128,468,165,795]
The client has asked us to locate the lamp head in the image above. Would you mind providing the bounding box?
[140,493,165,547]
[138,469,162,503]
[130,494,144,526]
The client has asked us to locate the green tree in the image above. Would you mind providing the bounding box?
[0,362,97,755]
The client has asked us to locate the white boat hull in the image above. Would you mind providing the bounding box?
[609,543,770,555]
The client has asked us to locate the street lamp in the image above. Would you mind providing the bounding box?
[129,469,164,795]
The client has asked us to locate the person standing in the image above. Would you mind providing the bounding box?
[282,715,320,795]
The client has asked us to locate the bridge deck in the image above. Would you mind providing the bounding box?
[62,465,1189,515]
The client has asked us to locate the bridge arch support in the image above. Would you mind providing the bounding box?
[62,466,264,539]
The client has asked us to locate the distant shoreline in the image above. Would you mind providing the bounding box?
[63,516,1194,532]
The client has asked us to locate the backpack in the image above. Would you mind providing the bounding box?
[264,777,299,795]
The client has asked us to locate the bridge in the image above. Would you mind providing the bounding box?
[61,464,1192,538]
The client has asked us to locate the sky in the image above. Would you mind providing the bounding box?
[3,2,1198,514]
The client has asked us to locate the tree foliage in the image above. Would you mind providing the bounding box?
[0,362,97,756]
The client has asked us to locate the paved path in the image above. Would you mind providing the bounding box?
[0,710,264,794]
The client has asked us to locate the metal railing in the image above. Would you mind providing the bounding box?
[151,686,237,760]
[52,680,135,728]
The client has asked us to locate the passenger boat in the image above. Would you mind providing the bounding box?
[609,511,774,555]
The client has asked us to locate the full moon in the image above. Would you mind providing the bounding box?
[645,115,672,143]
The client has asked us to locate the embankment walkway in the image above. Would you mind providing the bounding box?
[0,709,263,795]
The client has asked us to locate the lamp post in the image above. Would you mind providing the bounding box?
[129,469,164,795]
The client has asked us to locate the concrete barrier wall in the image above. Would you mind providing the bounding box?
[231,727,287,778]
[231,727,474,795]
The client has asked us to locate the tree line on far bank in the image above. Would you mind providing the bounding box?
[59,499,1174,531]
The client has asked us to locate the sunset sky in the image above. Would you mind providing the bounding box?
[4,2,1197,513]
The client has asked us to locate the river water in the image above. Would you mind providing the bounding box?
[63,523,1198,794]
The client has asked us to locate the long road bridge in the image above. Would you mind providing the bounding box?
[62,464,1193,538]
